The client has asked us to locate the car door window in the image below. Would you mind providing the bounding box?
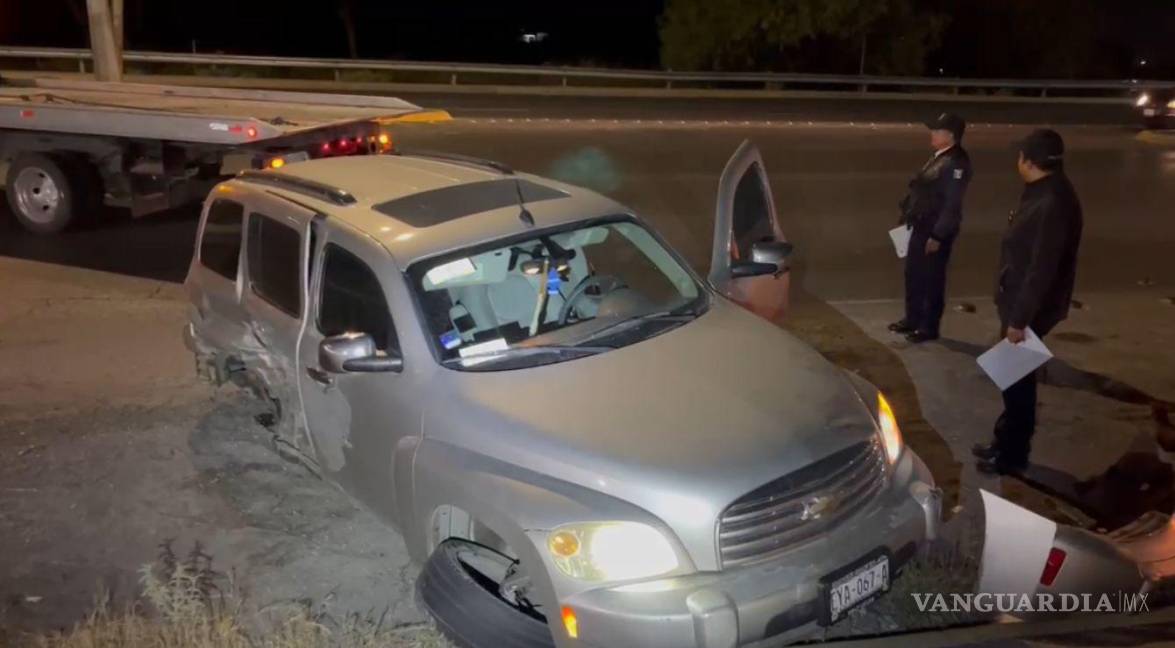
[247,213,302,318]
[731,162,775,260]
[318,243,399,353]
[199,199,244,280]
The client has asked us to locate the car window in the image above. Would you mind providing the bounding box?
[199,199,244,280]
[247,213,302,318]
[318,244,399,353]
[408,217,704,370]
[731,162,774,260]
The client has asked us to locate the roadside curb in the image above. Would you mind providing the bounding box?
[1136,130,1175,145]
[824,606,1175,647]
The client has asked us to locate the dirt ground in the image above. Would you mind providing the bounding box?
[0,258,425,639]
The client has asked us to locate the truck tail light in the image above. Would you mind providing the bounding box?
[1039,547,1066,586]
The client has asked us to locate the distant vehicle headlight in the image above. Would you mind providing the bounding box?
[1167,99,1175,109]
[547,522,679,582]
[876,393,904,464]
[1136,93,1150,107]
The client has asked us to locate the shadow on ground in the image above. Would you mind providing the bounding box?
[939,335,1175,532]
[0,204,199,283]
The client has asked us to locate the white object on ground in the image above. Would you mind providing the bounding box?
[977,489,1057,598]
[977,327,1052,391]
[889,225,912,258]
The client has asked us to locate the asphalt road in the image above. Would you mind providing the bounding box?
[3,121,1169,306]
[2,112,1174,644]
[388,90,1139,124]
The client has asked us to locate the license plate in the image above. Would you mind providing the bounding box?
[1144,108,1157,117]
[825,555,889,624]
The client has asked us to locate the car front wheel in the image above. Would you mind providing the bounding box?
[417,539,556,648]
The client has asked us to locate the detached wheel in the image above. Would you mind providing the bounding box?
[418,540,556,648]
[5,154,80,234]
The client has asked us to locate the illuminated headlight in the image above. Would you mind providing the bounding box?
[1136,93,1150,107]
[876,393,904,464]
[547,522,679,582]
[1167,99,1175,110]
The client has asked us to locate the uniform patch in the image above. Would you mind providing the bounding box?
[953,168,964,179]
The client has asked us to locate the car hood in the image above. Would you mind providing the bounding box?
[422,300,880,568]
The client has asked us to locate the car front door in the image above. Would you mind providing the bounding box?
[709,139,792,323]
[296,223,415,528]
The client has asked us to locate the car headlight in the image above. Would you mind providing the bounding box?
[547,521,679,582]
[876,392,903,464]
[1167,99,1175,109]
[1136,93,1150,107]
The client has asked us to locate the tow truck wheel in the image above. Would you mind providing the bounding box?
[5,154,80,234]
[417,539,556,648]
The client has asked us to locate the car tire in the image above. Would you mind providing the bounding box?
[5,153,81,234]
[417,539,556,648]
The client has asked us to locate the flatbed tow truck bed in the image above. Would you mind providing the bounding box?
[0,77,431,233]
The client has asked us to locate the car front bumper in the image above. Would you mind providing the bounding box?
[556,452,940,648]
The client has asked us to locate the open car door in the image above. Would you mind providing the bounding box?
[709,140,792,324]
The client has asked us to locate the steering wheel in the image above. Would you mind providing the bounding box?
[558,274,626,325]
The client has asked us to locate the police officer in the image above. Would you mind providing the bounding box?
[974,129,1083,475]
[890,113,972,343]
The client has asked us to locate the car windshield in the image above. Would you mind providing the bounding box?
[408,217,706,371]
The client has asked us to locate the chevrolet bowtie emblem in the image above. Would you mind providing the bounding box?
[801,494,838,521]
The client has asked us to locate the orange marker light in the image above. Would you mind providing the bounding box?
[269,157,285,169]
[561,606,578,639]
[377,133,390,145]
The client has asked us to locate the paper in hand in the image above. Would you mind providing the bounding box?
[976,328,1053,391]
[889,225,912,258]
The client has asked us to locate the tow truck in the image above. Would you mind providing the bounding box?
[0,76,434,234]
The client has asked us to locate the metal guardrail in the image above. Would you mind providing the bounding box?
[0,45,1168,96]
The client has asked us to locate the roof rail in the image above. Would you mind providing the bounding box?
[236,170,356,206]
[393,149,514,175]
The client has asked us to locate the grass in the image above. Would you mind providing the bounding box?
[15,542,450,648]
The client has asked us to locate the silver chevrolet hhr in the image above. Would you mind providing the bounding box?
[183,141,941,648]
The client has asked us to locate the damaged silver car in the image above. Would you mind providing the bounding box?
[183,142,942,648]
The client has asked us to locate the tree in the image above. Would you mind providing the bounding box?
[659,0,947,75]
[338,0,359,59]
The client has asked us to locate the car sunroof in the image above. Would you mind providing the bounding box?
[372,179,569,228]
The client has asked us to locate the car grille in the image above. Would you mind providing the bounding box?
[718,440,887,568]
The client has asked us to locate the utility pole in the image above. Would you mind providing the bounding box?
[85,0,123,82]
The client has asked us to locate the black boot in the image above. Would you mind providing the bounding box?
[976,456,1028,476]
[905,329,939,343]
[888,320,917,334]
[971,443,999,460]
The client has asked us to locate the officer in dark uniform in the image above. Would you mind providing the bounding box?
[890,113,972,343]
[974,129,1083,475]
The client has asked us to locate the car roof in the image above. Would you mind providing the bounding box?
[230,154,630,268]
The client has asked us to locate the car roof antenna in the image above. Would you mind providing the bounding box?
[514,178,535,227]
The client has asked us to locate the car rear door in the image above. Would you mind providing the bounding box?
[239,190,317,407]
[709,139,791,323]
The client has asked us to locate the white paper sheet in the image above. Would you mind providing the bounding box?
[889,225,912,258]
[977,489,1058,599]
[976,328,1053,391]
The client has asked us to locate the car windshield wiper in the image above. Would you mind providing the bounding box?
[572,305,702,347]
[441,344,614,367]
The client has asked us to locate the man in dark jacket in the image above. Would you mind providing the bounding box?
[975,129,1083,475]
[890,113,972,343]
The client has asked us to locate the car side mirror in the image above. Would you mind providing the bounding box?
[319,332,403,374]
[731,240,793,278]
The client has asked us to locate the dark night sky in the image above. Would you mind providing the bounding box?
[1,1,1171,77]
